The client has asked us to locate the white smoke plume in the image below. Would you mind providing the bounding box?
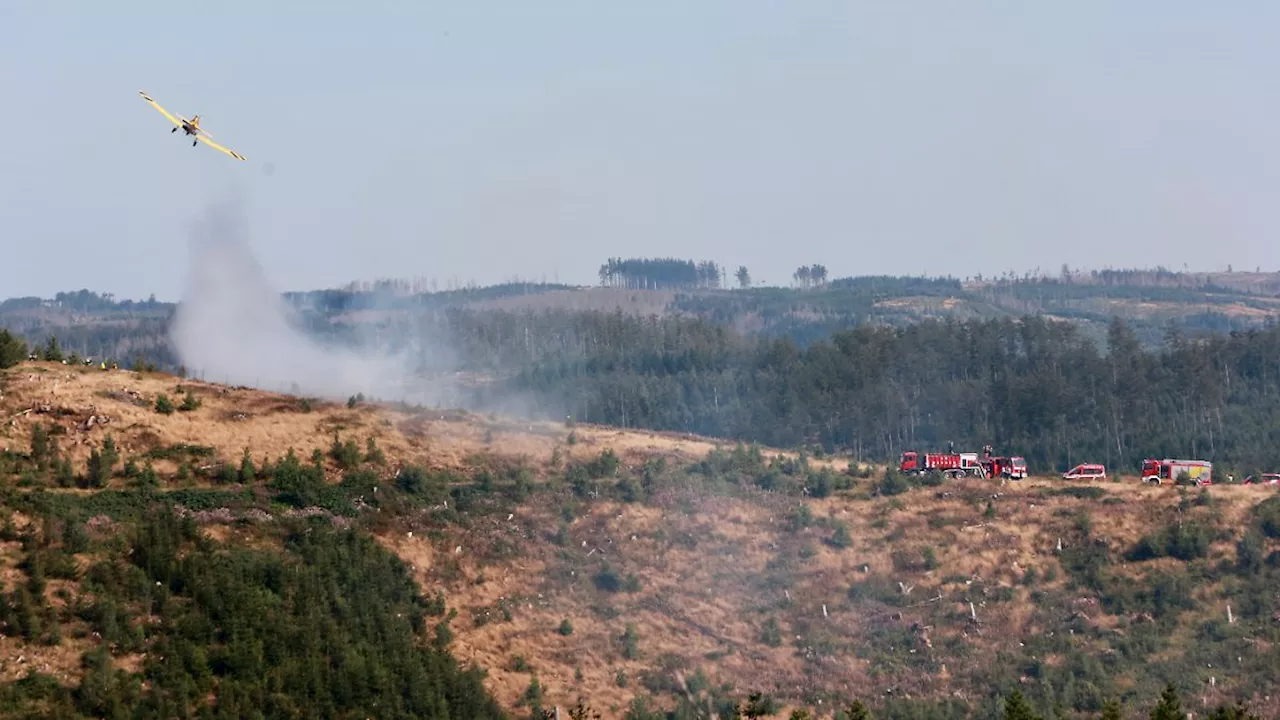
[168,191,449,405]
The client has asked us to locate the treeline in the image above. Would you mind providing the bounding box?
[792,263,829,288]
[597,257,725,290]
[1080,266,1273,293]
[486,312,1280,474]
[0,324,174,372]
[0,290,167,314]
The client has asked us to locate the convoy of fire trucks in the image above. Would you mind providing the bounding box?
[898,445,1027,480]
[898,445,1220,486]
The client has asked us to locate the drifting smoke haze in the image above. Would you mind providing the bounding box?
[169,192,455,406]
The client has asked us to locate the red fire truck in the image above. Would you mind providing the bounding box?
[899,450,985,479]
[983,454,1028,480]
[1141,458,1212,486]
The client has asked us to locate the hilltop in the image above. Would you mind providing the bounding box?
[9,266,1280,375]
[2,360,1280,718]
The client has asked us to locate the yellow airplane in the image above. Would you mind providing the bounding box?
[138,90,246,161]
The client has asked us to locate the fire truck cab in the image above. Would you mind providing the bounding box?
[982,455,1028,480]
[977,445,1027,480]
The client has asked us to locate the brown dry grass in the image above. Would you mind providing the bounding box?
[0,632,92,685]
[0,363,846,482]
[405,473,1280,714]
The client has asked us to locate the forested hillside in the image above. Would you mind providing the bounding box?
[492,313,1280,475]
[0,360,1278,719]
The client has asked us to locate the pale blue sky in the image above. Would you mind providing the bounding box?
[3,1,1280,300]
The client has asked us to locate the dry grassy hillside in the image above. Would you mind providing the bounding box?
[0,361,843,477]
[2,361,1279,718]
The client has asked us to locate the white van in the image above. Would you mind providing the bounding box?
[1063,463,1107,480]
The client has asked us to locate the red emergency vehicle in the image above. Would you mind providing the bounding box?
[1141,458,1212,485]
[983,455,1028,480]
[899,450,984,479]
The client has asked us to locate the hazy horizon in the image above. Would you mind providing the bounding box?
[6,261,1275,307]
[5,2,1280,301]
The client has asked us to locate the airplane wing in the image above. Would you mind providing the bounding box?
[196,133,246,161]
[138,90,183,128]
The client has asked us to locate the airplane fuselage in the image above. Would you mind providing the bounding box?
[171,117,201,145]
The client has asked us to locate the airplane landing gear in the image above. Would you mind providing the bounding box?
[171,127,177,133]
[192,139,198,147]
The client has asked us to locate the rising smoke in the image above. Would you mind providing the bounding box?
[168,191,455,406]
